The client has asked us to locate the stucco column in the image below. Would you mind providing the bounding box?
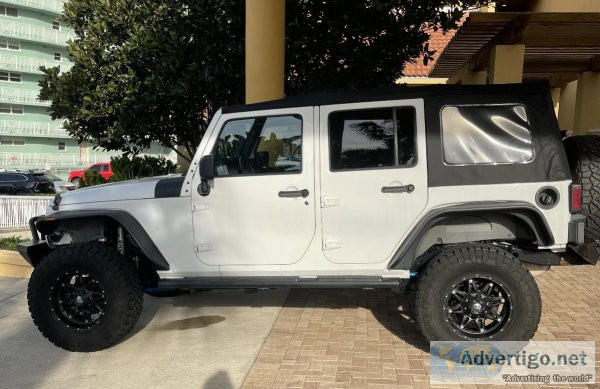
[488,45,525,84]
[573,71,600,134]
[558,81,578,132]
[550,88,561,117]
[245,0,285,104]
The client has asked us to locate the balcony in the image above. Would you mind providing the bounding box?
[0,152,111,168]
[0,120,69,138]
[0,0,63,14]
[0,86,48,106]
[0,19,74,46]
[0,52,72,74]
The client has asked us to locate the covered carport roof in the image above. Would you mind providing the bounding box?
[429,12,600,86]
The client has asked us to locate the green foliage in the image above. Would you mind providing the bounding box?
[78,170,108,188]
[0,236,27,251]
[109,155,177,182]
[78,155,178,188]
[40,0,485,161]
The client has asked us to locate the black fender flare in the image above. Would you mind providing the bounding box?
[36,210,170,270]
[388,201,555,270]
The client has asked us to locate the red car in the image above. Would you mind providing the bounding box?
[68,163,113,186]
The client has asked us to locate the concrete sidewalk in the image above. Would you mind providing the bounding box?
[0,278,289,389]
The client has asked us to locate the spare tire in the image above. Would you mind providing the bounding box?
[564,135,600,240]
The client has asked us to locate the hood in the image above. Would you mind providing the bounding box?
[57,175,184,205]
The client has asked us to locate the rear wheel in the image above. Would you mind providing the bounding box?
[12,189,30,196]
[564,135,600,240]
[28,243,143,352]
[415,244,541,341]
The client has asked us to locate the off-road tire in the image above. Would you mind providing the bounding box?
[564,135,600,240]
[28,242,143,352]
[415,244,541,341]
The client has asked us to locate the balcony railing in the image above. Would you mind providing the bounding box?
[0,120,69,138]
[0,86,48,106]
[0,152,112,168]
[0,52,72,74]
[0,19,74,46]
[0,0,63,14]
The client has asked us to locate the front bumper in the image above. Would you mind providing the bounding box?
[17,240,50,267]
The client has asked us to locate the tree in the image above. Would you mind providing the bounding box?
[40,0,484,162]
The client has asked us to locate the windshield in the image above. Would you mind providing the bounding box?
[44,173,61,181]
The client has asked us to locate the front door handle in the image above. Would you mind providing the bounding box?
[279,189,309,198]
[381,184,414,194]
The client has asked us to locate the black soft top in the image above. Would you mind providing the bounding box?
[222,83,552,113]
[223,82,571,187]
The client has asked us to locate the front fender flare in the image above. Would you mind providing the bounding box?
[35,210,170,270]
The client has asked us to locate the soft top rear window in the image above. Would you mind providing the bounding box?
[441,104,534,165]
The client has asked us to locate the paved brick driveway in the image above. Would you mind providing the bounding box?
[243,262,600,388]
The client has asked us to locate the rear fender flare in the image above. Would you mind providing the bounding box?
[388,201,554,270]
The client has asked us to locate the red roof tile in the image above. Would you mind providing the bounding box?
[402,14,468,77]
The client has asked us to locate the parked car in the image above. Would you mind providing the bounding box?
[68,163,113,186]
[0,171,55,195]
[44,173,76,193]
[18,83,596,352]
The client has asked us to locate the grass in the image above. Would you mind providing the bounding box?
[0,236,27,251]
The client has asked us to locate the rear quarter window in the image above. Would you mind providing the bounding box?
[441,104,534,165]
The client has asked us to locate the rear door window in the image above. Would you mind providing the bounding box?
[328,107,416,171]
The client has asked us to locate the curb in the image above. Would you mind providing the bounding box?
[0,250,32,278]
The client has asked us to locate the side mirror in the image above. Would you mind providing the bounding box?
[199,155,215,180]
[198,155,214,196]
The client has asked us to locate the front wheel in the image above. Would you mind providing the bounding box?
[28,243,143,352]
[414,244,541,341]
[71,177,80,187]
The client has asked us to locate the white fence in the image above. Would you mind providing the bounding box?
[0,195,51,229]
[0,152,112,168]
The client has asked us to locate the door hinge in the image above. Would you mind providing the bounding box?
[195,243,212,252]
[321,196,341,208]
[322,238,342,250]
[193,202,209,211]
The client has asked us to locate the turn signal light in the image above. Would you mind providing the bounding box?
[570,184,582,213]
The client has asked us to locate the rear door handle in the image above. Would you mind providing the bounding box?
[381,184,414,194]
[279,189,309,198]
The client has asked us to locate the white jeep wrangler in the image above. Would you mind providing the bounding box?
[18,83,596,352]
